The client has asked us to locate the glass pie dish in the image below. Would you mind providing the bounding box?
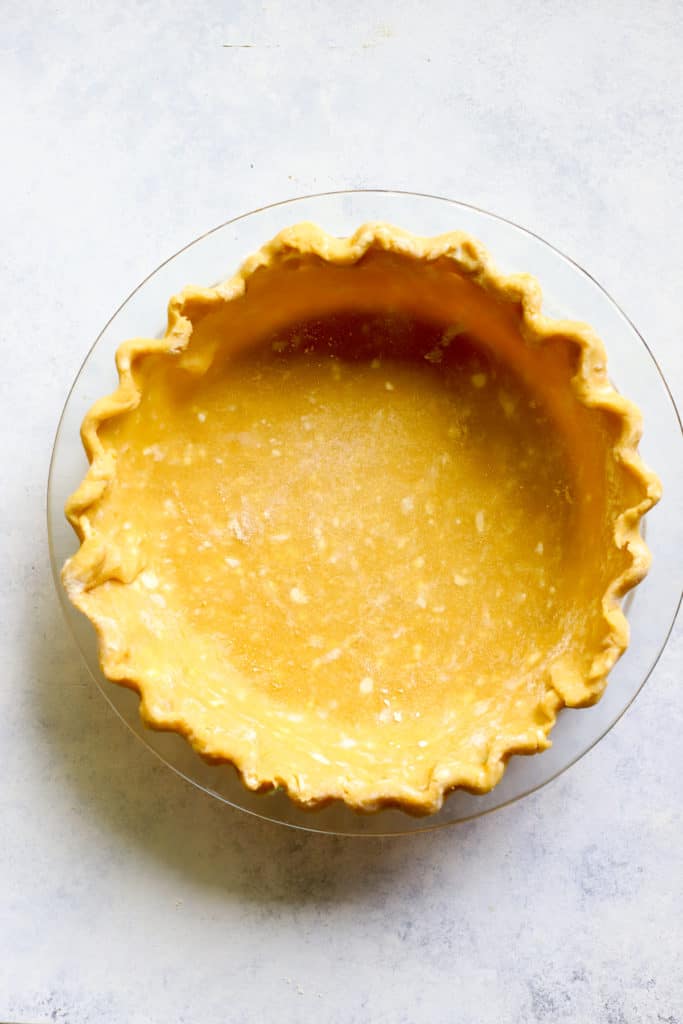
[47,190,682,835]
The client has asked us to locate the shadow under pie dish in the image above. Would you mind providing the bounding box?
[62,223,661,815]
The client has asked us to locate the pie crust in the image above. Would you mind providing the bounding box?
[62,223,661,814]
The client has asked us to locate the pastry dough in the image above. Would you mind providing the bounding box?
[63,224,660,813]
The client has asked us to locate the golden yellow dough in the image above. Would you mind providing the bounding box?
[62,223,660,813]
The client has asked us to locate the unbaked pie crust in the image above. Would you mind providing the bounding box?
[63,223,661,814]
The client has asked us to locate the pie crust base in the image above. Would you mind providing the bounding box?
[62,224,661,814]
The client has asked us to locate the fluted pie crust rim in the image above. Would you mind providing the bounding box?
[62,223,661,814]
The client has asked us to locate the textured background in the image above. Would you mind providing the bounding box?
[2,2,682,1022]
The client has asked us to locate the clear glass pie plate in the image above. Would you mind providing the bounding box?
[47,190,682,835]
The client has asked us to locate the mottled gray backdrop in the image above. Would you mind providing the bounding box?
[2,2,681,1022]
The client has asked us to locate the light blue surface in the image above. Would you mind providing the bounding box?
[2,2,682,1021]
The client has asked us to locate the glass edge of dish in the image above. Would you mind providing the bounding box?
[46,189,683,837]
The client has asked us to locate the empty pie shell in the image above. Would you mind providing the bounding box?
[62,223,661,814]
